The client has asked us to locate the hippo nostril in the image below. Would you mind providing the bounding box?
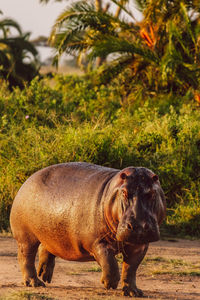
[127,223,133,230]
[143,223,150,231]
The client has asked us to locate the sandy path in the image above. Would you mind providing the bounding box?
[0,237,200,299]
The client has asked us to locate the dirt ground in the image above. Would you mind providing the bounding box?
[0,237,200,300]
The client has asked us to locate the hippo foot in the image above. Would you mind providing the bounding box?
[122,286,144,297]
[101,273,120,290]
[38,262,54,283]
[24,277,45,287]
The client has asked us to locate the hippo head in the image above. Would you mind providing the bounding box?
[105,167,166,245]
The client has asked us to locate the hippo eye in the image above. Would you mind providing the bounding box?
[120,173,127,180]
[122,189,128,198]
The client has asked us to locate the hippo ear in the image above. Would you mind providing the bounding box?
[152,174,159,182]
[120,172,127,180]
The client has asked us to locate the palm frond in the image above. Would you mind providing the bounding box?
[133,0,147,11]
[1,37,38,57]
[50,1,95,41]
[50,0,138,44]
[88,36,158,63]
[167,21,193,62]
[52,29,87,55]
[0,16,39,88]
[180,2,196,46]
[49,0,140,62]
[0,18,22,37]
[95,54,133,84]
[0,48,11,68]
[109,0,137,21]
[161,38,199,90]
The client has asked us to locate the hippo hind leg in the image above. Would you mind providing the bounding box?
[37,244,55,283]
[17,238,45,287]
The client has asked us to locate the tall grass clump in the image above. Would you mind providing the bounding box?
[0,75,199,237]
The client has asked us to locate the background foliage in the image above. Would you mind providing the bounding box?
[0,74,200,237]
[0,14,39,89]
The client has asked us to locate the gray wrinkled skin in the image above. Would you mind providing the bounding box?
[10,162,166,297]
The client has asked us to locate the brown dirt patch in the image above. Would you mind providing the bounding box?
[0,237,200,299]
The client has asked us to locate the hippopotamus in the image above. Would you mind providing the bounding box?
[10,162,166,297]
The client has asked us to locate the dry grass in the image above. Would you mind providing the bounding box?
[142,256,200,277]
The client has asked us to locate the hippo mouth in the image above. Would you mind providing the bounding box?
[116,224,160,245]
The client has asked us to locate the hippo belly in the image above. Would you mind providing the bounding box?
[10,162,117,261]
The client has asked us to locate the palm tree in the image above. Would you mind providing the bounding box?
[49,2,140,58]
[46,0,200,95]
[44,0,113,66]
[137,0,200,92]
[48,1,158,77]
[0,15,40,88]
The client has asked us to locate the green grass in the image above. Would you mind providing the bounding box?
[0,74,200,236]
[143,256,189,266]
[152,270,200,276]
[0,291,56,300]
[84,266,102,272]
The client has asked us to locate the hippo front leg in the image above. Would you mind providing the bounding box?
[121,244,148,297]
[93,243,120,290]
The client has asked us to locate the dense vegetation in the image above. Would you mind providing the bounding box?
[0,74,200,237]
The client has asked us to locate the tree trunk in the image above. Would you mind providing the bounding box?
[95,0,104,67]
[115,0,127,18]
[95,0,102,11]
[96,56,106,67]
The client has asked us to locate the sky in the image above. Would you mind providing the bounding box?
[0,0,142,39]
[0,0,66,39]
